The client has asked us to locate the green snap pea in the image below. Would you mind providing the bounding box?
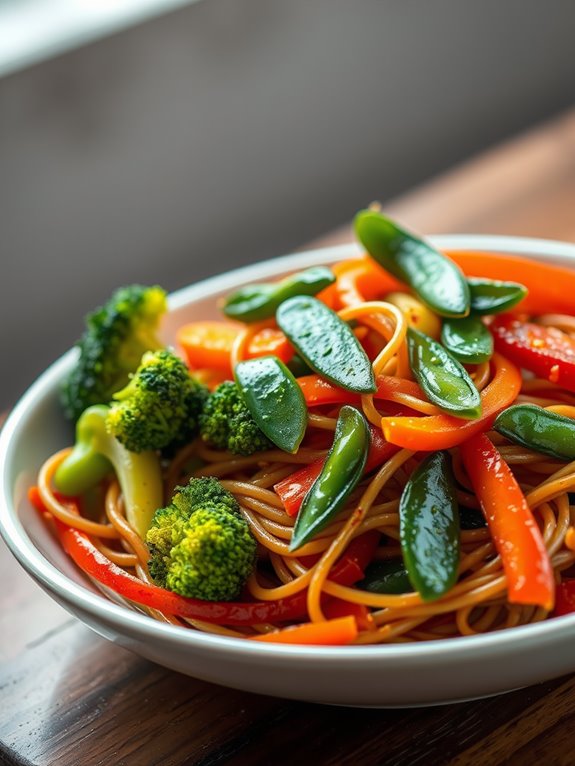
[290,405,369,551]
[399,451,460,602]
[407,328,482,419]
[354,209,470,318]
[493,404,575,461]
[468,278,528,315]
[441,316,493,364]
[357,560,414,595]
[223,266,335,322]
[276,296,376,393]
[234,356,307,454]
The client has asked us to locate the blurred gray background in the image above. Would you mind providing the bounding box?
[2,0,575,408]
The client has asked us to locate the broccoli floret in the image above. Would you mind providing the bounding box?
[199,381,272,456]
[54,404,164,538]
[61,285,167,421]
[146,477,257,600]
[105,349,208,453]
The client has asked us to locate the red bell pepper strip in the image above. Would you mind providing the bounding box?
[380,352,521,451]
[553,581,575,617]
[322,598,375,631]
[29,488,378,625]
[275,425,400,517]
[297,375,360,406]
[459,433,554,611]
[491,315,575,392]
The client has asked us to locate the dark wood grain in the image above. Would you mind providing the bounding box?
[2,110,575,766]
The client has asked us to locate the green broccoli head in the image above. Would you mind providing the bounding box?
[61,285,167,421]
[105,349,208,453]
[199,381,272,456]
[146,477,257,600]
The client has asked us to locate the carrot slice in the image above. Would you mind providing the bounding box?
[251,615,358,645]
[178,320,293,375]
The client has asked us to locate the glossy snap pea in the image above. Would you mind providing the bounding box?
[354,209,470,318]
[276,296,376,393]
[235,356,307,454]
[493,404,575,461]
[357,559,414,595]
[468,278,528,316]
[407,328,482,419]
[223,266,335,322]
[290,406,369,550]
[399,451,460,601]
[441,316,493,364]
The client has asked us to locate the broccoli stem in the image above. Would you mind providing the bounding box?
[54,405,164,538]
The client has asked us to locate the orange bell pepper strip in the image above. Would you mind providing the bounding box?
[251,615,358,645]
[380,352,521,450]
[177,320,293,375]
[447,250,575,316]
[333,256,402,308]
[459,433,554,611]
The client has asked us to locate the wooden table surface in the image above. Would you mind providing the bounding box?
[2,110,575,766]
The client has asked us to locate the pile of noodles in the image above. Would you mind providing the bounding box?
[36,303,575,644]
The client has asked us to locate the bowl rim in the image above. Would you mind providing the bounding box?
[3,233,575,665]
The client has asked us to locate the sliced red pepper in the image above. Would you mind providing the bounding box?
[459,433,554,611]
[491,315,575,392]
[322,598,375,631]
[297,375,360,406]
[275,425,400,517]
[29,488,378,625]
[553,580,575,617]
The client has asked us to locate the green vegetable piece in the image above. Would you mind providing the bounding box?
[358,560,414,595]
[407,327,482,419]
[54,404,164,538]
[468,278,528,315]
[276,296,376,394]
[146,477,256,600]
[290,405,369,550]
[61,284,167,421]
[223,266,336,322]
[399,451,460,602]
[354,209,470,318]
[234,356,307,454]
[441,316,493,364]
[199,380,272,456]
[494,404,575,461]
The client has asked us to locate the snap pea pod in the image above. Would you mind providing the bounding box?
[357,560,413,595]
[441,316,493,364]
[354,209,470,318]
[276,296,376,393]
[290,405,369,551]
[399,451,460,602]
[493,404,575,461]
[235,356,307,454]
[407,327,482,419]
[468,278,528,315]
[223,266,335,322]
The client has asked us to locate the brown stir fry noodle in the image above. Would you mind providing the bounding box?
[33,213,575,645]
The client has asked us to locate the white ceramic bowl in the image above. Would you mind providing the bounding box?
[3,236,575,708]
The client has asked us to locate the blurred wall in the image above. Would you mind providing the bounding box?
[2,0,574,407]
